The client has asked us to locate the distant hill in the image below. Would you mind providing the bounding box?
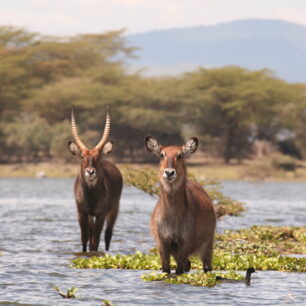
[127,19,306,83]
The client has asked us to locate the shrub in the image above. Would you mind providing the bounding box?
[270,153,298,171]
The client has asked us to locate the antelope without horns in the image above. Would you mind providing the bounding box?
[68,107,123,252]
[145,136,216,274]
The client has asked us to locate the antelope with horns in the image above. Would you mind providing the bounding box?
[68,107,123,252]
[145,136,216,274]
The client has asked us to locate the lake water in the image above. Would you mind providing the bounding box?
[0,178,305,305]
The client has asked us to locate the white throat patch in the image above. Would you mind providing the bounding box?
[161,175,184,194]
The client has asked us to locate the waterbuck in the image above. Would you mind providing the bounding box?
[68,108,123,252]
[145,136,216,274]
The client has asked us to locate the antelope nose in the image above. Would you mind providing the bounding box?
[86,168,96,176]
[163,168,176,179]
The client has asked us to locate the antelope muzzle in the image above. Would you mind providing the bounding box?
[163,168,177,182]
[85,167,97,180]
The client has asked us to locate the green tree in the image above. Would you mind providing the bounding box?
[182,67,304,163]
[3,114,51,162]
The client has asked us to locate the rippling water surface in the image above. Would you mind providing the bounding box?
[0,178,305,305]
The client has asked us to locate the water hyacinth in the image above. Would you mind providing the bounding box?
[212,250,306,272]
[141,271,244,287]
[72,250,306,273]
[102,300,117,306]
[73,252,162,270]
[216,226,306,255]
[72,226,306,274]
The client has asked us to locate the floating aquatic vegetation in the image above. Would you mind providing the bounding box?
[73,251,161,270]
[102,300,117,306]
[54,286,78,299]
[72,226,306,273]
[72,245,305,287]
[141,271,244,287]
[212,250,306,272]
[216,225,306,255]
[120,166,245,218]
[73,250,306,272]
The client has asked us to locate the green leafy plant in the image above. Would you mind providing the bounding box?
[102,300,117,306]
[120,166,159,196]
[54,286,78,298]
[120,166,245,218]
[73,251,161,270]
[141,271,244,287]
[72,250,306,273]
[72,226,306,273]
[216,225,306,255]
[270,153,298,171]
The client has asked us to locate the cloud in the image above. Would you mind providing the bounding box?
[0,10,80,35]
[0,0,305,36]
[273,9,306,26]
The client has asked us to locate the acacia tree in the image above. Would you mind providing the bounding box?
[3,115,51,162]
[111,76,184,161]
[2,26,306,163]
[182,67,304,163]
[0,26,135,161]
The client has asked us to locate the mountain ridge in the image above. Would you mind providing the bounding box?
[127,19,306,82]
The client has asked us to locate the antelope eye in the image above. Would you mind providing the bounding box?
[176,153,182,161]
[160,152,165,159]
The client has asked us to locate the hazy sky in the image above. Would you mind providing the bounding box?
[1,0,306,36]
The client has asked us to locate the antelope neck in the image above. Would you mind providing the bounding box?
[160,177,187,208]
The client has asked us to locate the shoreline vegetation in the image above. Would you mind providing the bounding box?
[1,158,306,181]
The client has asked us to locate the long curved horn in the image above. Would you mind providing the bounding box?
[71,109,87,151]
[94,106,111,151]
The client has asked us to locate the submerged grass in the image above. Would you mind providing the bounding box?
[72,225,306,276]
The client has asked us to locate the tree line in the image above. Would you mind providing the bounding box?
[1,26,306,164]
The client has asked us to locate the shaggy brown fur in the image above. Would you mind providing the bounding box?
[68,109,122,252]
[145,137,216,274]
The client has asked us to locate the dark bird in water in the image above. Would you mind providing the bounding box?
[216,268,256,286]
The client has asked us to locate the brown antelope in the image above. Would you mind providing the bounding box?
[145,136,216,274]
[68,108,123,252]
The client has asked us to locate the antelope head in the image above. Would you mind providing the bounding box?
[68,108,113,184]
[145,136,198,190]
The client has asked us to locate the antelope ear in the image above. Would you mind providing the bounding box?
[145,136,162,156]
[183,137,198,155]
[68,141,81,156]
[102,140,114,155]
